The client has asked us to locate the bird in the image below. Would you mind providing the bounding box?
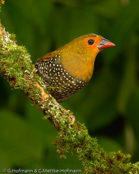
[35,33,115,102]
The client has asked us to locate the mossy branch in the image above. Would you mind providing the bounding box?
[0,24,139,173]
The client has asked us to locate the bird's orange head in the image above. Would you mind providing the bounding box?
[58,33,115,82]
[37,34,115,83]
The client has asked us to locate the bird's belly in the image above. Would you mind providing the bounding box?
[51,88,75,102]
[50,79,86,102]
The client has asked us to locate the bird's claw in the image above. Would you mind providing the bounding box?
[30,68,38,77]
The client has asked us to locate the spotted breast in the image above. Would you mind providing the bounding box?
[35,55,86,102]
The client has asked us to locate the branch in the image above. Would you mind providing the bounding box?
[0,25,139,173]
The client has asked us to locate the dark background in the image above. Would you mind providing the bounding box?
[1,0,139,171]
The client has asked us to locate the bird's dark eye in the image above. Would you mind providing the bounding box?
[87,39,95,45]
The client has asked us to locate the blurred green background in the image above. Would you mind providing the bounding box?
[1,0,139,172]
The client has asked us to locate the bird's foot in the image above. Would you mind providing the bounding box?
[30,68,38,77]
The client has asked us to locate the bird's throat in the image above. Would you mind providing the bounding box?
[60,54,95,83]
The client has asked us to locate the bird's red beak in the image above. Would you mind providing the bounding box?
[98,38,115,50]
